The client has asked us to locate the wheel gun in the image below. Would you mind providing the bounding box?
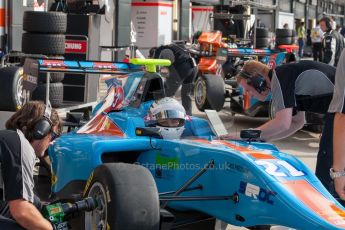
[42,197,98,230]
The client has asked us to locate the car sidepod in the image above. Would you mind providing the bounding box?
[137,139,345,229]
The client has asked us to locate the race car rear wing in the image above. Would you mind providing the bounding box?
[23,58,171,92]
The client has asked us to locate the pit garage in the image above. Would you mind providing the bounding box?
[0,0,344,230]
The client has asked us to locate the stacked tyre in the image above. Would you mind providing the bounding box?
[22,11,67,107]
[275,29,295,46]
[255,28,269,48]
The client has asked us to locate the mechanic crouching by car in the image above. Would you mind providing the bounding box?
[220,60,340,197]
[0,101,62,230]
[149,43,197,116]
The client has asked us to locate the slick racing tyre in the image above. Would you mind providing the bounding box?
[83,163,160,230]
[0,67,27,111]
[194,74,225,112]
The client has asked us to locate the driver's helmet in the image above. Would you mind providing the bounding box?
[147,97,186,139]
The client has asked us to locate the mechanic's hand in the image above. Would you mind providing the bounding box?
[219,132,241,140]
[334,177,345,200]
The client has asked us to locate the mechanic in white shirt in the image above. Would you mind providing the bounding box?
[0,101,62,230]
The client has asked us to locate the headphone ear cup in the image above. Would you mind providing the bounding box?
[33,118,52,140]
[325,18,332,30]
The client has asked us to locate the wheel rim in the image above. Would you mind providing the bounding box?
[269,101,276,119]
[16,76,24,107]
[84,182,108,230]
[194,78,207,107]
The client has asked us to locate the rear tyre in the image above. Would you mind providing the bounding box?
[276,37,292,46]
[83,163,160,230]
[303,124,323,133]
[0,67,26,111]
[32,82,64,107]
[304,112,324,133]
[276,29,293,37]
[256,28,269,38]
[22,33,65,55]
[255,38,269,48]
[23,11,67,34]
[39,72,65,83]
[194,74,225,112]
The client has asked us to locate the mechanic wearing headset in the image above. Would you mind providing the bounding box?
[0,101,62,230]
[319,17,344,67]
[221,60,339,196]
[328,50,345,200]
[149,44,197,116]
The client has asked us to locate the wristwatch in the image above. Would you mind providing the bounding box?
[329,168,345,179]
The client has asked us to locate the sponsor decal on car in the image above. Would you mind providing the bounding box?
[41,60,66,67]
[239,181,276,205]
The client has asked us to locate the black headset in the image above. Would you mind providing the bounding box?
[32,102,52,140]
[239,71,268,94]
[322,17,332,31]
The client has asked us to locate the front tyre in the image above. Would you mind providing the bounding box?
[194,74,225,112]
[83,163,160,230]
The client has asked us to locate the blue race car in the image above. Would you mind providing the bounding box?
[25,58,345,230]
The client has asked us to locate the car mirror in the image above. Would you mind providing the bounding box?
[240,129,261,141]
[135,127,162,138]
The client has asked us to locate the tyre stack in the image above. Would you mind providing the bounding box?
[22,11,67,107]
[255,28,269,48]
[275,29,295,46]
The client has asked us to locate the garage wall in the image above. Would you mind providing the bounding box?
[278,12,294,29]
[131,1,173,56]
[259,13,275,31]
[179,0,190,41]
[294,2,305,19]
[191,6,213,33]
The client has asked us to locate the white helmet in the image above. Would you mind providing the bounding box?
[147,97,186,139]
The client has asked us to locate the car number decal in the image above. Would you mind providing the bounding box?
[255,160,305,177]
